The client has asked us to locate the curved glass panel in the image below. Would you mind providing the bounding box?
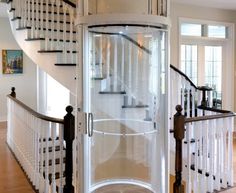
[86,25,168,193]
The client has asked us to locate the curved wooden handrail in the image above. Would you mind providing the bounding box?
[7,95,64,124]
[62,0,76,8]
[170,64,198,89]
[185,112,235,123]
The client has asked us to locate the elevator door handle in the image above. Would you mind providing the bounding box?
[88,113,94,137]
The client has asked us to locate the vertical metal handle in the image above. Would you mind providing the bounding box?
[88,113,94,137]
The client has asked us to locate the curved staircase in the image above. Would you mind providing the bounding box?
[6,0,77,92]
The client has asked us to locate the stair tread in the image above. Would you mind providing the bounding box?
[55,63,76,66]
[25,38,76,43]
[38,50,77,53]
[122,105,149,108]
[99,91,126,94]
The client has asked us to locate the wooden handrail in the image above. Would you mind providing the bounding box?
[62,0,76,8]
[170,64,198,89]
[185,112,235,123]
[8,88,75,193]
[7,94,64,124]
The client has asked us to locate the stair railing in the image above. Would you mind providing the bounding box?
[8,0,77,64]
[173,105,235,193]
[7,87,75,193]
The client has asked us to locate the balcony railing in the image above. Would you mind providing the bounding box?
[7,87,75,193]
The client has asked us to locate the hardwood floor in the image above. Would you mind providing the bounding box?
[0,124,35,193]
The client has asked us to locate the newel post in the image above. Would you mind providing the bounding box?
[198,86,212,108]
[10,87,16,98]
[173,105,185,193]
[63,106,75,193]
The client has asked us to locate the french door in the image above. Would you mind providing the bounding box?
[181,44,224,108]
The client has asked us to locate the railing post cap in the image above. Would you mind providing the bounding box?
[175,105,183,114]
[66,106,73,114]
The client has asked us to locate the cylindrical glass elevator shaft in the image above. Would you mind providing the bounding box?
[83,25,168,193]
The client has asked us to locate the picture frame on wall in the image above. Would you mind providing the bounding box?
[2,49,23,74]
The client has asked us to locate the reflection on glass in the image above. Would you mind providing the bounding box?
[86,26,168,193]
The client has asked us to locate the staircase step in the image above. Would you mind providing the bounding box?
[29,9,70,16]
[25,38,76,43]
[16,26,31,30]
[38,50,77,53]
[99,91,126,94]
[92,77,105,80]
[38,50,63,53]
[37,27,76,34]
[11,17,21,21]
[122,105,149,108]
[9,7,15,12]
[55,63,76,66]
[30,18,72,25]
[39,145,62,153]
[184,138,196,144]
[25,38,45,41]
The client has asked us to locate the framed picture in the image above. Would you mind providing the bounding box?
[2,50,23,74]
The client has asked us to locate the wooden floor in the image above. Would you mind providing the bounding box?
[0,123,35,193]
[0,121,235,193]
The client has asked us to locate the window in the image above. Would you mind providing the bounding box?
[179,19,234,109]
[205,46,222,99]
[181,23,202,36]
[181,45,198,84]
[208,25,226,38]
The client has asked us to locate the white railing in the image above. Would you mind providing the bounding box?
[7,93,71,193]
[173,106,235,193]
[9,0,77,64]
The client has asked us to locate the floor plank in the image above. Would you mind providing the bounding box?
[0,127,35,193]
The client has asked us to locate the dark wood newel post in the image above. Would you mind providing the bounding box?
[10,87,16,98]
[173,105,185,193]
[64,106,75,193]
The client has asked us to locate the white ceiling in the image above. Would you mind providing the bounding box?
[0,3,7,17]
[172,0,236,10]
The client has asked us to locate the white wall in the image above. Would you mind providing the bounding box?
[0,17,37,121]
[170,2,236,110]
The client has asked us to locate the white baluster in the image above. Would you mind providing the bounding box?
[128,43,132,101]
[51,122,57,193]
[113,36,118,91]
[193,121,200,193]
[98,35,103,78]
[69,7,75,64]
[215,119,221,191]
[221,118,228,188]
[59,123,64,193]
[186,82,190,118]
[228,117,234,186]
[186,123,192,193]
[121,37,125,91]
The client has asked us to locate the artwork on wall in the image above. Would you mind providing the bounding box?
[2,49,23,74]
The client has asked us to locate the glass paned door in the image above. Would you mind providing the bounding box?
[83,25,168,193]
[205,46,222,104]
